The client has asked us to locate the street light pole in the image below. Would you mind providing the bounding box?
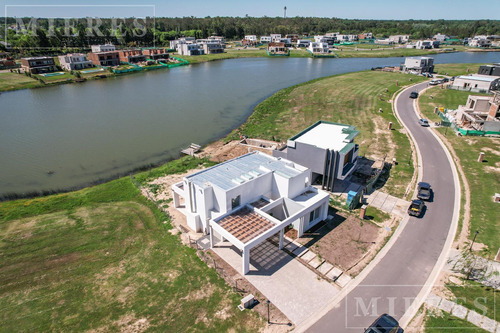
[266,300,271,324]
[469,230,479,251]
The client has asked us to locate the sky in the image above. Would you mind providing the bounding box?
[2,0,500,20]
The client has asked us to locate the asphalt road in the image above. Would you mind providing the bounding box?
[306,81,458,332]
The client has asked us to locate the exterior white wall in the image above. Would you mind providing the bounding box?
[260,36,272,43]
[453,78,495,91]
[91,44,115,52]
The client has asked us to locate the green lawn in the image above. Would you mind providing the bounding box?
[418,87,500,257]
[0,156,262,332]
[447,280,499,322]
[425,309,488,332]
[433,63,487,76]
[0,72,42,91]
[34,72,75,83]
[226,70,427,198]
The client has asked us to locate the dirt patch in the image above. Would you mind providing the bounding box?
[296,212,389,276]
[45,252,81,269]
[199,139,274,163]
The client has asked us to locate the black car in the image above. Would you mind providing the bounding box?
[365,314,403,333]
[417,182,432,200]
[408,199,425,217]
[409,91,419,99]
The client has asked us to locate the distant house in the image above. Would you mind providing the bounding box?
[478,64,500,77]
[170,37,195,50]
[273,121,360,192]
[267,42,287,54]
[296,39,311,48]
[242,35,258,46]
[403,56,434,73]
[415,40,439,49]
[260,36,272,43]
[336,34,358,42]
[142,48,169,60]
[433,33,449,42]
[87,51,120,67]
[199,40,224,54]
[171,151,330,274]
[270,34,282,42]
[91,44,116,53]
[58,53,93,71]
[376,39,394,45]
[451,75,500,93]
[388,35,409,44]
[21,56,57,74]
[469,36,491,48]
[308,42,329,54]
[285,34,299,43]
[358,32,373,40]
[177,43,204,56]
[314,35,327,43]
[0,53,17,69]
[207,36,226,48]
[325,32,339,38]
[118,50,146,63]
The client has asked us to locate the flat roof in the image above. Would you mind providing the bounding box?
[291,121,359,151]
[217,207,275,244]
[186,152,303,190]
[457,75,498,82]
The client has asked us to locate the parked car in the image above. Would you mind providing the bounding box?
[417,182,432,200]
[418,118,429,126]
[429,79,441,86]
[408,199,425,217]
[365,313,403,333]
[409,91,419,99]
[442,77,449,83]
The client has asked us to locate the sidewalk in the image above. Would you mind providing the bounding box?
[425,293,500,332]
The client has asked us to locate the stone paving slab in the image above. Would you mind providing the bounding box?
[300,250,317,262]
[380,195,398,213]
[318,262,334,275]
[393,199,410,217]
[292,246,308,256]
[451,304,468,319]
[326,267,343,281]
[371,192,388,209]
[496,322,500,333]
[467,310,483,327]
[335,273,352,288]
[438,298,455,313]
[425,293,442,308]
[480,316,498,333]
[309,257,325,269]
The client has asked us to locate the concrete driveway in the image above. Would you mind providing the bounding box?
[212,239,340,325]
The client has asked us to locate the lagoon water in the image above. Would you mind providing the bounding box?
[1,52,499,196]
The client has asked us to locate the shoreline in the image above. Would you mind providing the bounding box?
[1,47,497,94]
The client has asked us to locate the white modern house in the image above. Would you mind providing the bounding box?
[314,35,327,43]
[273,121,359,192]
[451,75,500,93]
[90,44,116,53]
[171,152,330,274]
[270,34,282,42]
[308,42,329,54]
[296,39,311,47]
[403,56,434,73]
[244,35,257,42]
[58,53,93,70]
[388,35,409,44]
[260,36,272,43]
[178,43,205,56]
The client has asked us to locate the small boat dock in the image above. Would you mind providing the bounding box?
[181,143,202,156]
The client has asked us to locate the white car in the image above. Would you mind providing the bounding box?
[419,119,429,126]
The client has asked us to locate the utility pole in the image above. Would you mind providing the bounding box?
[284,6,287,19]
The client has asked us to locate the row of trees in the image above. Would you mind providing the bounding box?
[1,17,499,51]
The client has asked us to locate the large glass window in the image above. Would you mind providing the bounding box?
[231,195,241,209]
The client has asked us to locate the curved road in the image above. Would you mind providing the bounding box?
[304,82,459,332]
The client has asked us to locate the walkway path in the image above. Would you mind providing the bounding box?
[425,293,500,332]
[446,249,500,289]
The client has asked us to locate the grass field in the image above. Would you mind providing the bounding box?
[226,70,427,198]
[0,72,42,91]
[0,156,262,332]
[447,280,499,321]
[418,87,500,257]
[433,63,487,76]
[424,309,488,332]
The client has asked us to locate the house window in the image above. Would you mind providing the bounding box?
[231,195,241,209]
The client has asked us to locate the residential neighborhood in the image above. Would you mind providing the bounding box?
[0,9,499,333]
